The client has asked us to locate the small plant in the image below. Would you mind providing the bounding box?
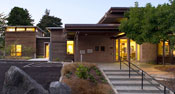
[55,58,60,61]
[76,64,89,79]
[88,74,96,83]
[65,72,72,79]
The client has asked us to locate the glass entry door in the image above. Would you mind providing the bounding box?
[120,39,128,60]
[45,44,49,58]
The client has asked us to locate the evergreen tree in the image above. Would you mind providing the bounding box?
[37,9,62,37]
[7,7,34,26]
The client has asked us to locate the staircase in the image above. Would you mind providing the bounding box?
[103,69,170,94]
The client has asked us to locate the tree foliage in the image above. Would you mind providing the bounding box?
[119,1,175,48]
[7,7,34,26]
[37,9,62,37]
[0,13,6,50]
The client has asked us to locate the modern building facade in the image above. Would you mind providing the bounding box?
[4,26,49,58]
[4,7,173,63]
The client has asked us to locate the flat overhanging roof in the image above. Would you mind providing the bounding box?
[98,7,130,24]
[65,24,119,30]
[46,27,63,32]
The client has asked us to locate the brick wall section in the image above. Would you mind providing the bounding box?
[5,32,36,57]
[140,43,157,62]
[50,29,67,61]
[75,34,115,62]
[36,38,50,57]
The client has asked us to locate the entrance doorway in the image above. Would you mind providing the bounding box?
[120,39,128,60]
[45,44,49,58]
[116,39,139,61]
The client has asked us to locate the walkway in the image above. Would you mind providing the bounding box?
[97,63,170,94]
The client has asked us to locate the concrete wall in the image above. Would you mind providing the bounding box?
[5,32,36,57]
[74,34,115,62]
[140,43,157,62]
[50,29,67,61]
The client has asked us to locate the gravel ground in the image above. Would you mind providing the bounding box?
[0,61,62,94]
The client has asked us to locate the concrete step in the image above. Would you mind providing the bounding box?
[109,78,153,81]
[117,90,169,94]
[113,83,160,87]
[104,70,139,72]
[102,69,169,94]
[104,72,138,75]
[115,85,160,90]
[106,73,141,76]
[111,80,152,84]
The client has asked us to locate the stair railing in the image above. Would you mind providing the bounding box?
[119,57,175,94]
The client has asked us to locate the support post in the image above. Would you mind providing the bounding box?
[164,86,166,94]
[141,70,144,89]
[119,56,121,70]
[127,39,131,78]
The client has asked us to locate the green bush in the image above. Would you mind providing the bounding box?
[55,58,60,61]
[76,64,89,79]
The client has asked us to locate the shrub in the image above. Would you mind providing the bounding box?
[61,63,114,94]
[55,58,60,61]
[75,64,89,79]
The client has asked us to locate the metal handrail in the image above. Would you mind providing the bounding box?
[119,57,175,94]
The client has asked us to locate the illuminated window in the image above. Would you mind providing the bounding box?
[116,39,119,61]
[6,27,15,32]
[67,41,74,54]
[118,32,125,36]
[26,28,35,32]
[45,44,49,58]
[16,28,25,32]
[130,40,136,60]
[11,45,22,56]
[158,41,169,56]
[137,44,140,61]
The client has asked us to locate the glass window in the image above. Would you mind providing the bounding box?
[158,41,169,56]
[137,44,140,61]
[130,40,136,60]
[16,28,25,32]
[95,46,99,51]
[101,46,105,51]
[26,28,35,32]
[6,27,15,32]
[116,39,119,61]
[67,41,74,54]
[11,45,22,56]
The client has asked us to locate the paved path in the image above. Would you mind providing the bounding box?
[97,63,171,94]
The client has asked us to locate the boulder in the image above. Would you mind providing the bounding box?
[49,81,71,94]
[2,66,49,94]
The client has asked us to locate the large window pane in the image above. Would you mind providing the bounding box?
[67,41,74,54]
[130,40,136,60]
[6,27,15,32]
[16,28,25,32]
[158,41,169,56]
[116,39,119,61]
[26,28,35,32]
[11,45,22,56]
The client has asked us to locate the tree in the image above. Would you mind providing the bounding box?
[7,7,34,26]
[37,9,62,37]
[119,1,175,64]
[0,13,7,58]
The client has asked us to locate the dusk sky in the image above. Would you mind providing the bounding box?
[0,0,169,26]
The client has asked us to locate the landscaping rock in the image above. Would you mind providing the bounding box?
[2,66,49,94]
[49,81,71,94]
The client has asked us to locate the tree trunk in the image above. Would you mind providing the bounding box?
[163,41,165,65]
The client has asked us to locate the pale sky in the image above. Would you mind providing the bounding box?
[0,0,169,26]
